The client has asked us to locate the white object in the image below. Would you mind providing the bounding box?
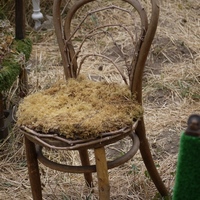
[31,0,44,30]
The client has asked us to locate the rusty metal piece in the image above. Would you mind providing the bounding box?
[185,114,200,137]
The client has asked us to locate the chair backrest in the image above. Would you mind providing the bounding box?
[53,0,159,103]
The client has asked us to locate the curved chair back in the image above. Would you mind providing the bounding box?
[53,0,159,104]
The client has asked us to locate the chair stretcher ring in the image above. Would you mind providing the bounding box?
[35,131,140,173]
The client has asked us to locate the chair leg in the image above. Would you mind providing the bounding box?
[136,118,168,197]
[25,136,42,200]
[94,147,110,200]
[79,149,93,187]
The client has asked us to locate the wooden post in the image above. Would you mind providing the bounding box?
[15,0,29,96]
[15,0,25,39]
[94,147,110,200]
[19,67,28,97]
[0,93,8,140]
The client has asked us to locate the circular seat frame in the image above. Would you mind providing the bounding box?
[21,121,139,173]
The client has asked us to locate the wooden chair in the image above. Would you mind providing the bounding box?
[17,0,168,199]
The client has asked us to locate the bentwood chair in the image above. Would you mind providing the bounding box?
[17,0,168,199]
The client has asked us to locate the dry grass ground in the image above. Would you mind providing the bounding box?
[0,0,200,199]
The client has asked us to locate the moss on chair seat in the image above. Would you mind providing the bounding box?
[0,38,32,92]
[17,76,143,139]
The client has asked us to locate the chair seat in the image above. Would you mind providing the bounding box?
[17,76,143,140]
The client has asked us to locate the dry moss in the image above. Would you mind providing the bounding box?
[17,76,143,139]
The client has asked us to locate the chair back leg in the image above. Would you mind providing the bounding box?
[136,118,168,197]
[25,137,42,200]
[79,149,93,187]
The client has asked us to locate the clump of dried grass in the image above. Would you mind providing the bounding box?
[17,76,142,139]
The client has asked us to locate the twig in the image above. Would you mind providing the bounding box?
[78,53,128,85]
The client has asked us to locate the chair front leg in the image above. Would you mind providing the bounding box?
[94,147,110,200]
[25,136,42,200]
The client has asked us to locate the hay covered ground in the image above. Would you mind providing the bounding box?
[0,0,200,199]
